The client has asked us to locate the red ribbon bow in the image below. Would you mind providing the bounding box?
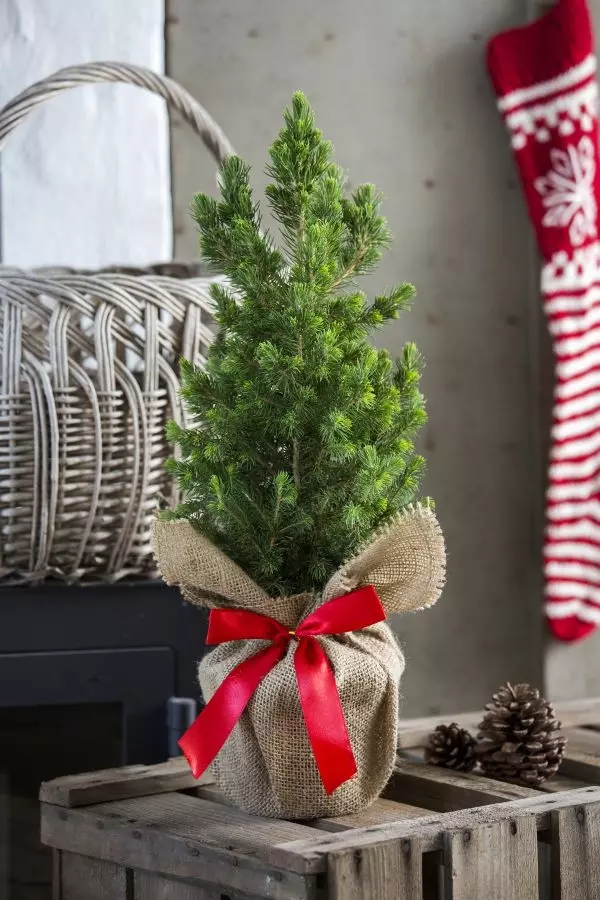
[179,584,385,795]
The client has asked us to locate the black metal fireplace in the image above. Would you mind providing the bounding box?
[0,582,207,899]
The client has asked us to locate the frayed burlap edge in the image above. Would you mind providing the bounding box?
[152,502,446,617]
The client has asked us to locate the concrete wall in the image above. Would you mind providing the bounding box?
[0,0,170,267]
[166,0,546,716]
[4,0,598,715]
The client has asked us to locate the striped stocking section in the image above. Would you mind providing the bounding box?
[488,0,600,641]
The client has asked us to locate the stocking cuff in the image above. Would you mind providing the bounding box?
[487,0,594,99]
[487,0,599,261]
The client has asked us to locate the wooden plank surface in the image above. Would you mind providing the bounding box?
[328,838,423,900]
[563,727,600,756]
[397,698,600,749]
[39,758,205,808]
[560,750,600,783]
[104,790,319,849]
[387,760,537,812]
[398,711,482,749]
[313,797,431,833]
[273,786,600,872]
[38,705,600,811]
[61,852,130,900]
[444,818,539,900]
[556,698,600,729]
[195,781,430,832]
[551,802,600,899]
[135,871,228,899]
[52,849,62,900]
[539,773,591,793]
[41,794,318,898]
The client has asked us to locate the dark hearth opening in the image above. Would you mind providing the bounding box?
[0,583,208,900]
[0,703,123,900]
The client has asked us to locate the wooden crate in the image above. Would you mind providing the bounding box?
[41,698,600,900]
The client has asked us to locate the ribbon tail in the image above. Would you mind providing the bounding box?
[294,637,357,794]
[179,640,286,779]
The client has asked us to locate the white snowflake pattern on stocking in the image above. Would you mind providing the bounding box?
[535,137,597,245]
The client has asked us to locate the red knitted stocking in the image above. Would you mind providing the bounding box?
[488,0,600,641]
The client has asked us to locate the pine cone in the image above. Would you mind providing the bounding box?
[424,723,477,772]
[477,683,567,786]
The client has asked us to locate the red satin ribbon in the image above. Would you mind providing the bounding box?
[178,584,385,795]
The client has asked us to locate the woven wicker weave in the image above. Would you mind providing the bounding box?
[0,62,235,584]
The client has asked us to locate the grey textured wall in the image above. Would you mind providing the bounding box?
[167,0,548,715]
[4,0,597,714]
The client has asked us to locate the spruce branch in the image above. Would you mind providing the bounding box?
[292,440,301,491]
[165,91,431,595]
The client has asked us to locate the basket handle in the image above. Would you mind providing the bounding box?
[0,61,235,166]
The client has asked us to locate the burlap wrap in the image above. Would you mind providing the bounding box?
[152,503,445,818]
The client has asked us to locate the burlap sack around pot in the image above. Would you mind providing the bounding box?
[153,503,445,819]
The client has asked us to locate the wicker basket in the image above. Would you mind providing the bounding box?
[0,62,235,585]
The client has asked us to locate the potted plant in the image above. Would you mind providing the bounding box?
[153,93,445,818]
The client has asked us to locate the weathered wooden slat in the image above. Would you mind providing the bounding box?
[52,849,62,900]
[538,773,591,793]
[194,783,230,805]
[396,744,596,800]
[398,712,482,749]
[195,781,430,833]
[397,698,600,750]
[48,790,319,855]
[551,801,600,898]
[41,795,319,898]
[444,818,538,900]
[397,746,428,763]
[555,697,600,729]
[312,797,430,833]
[135,870,230,899]
[563,727,600,756]
[560,750,600,783]
[61,852,130,899]
[39,758,207,808]
[195,778,437,900]
[386,760,537,812]
[328,837,423,899]
[273,787,600,871]
[38,708,600,811]
[396,726,600,796]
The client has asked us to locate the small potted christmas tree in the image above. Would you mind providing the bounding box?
[153,93,445,819]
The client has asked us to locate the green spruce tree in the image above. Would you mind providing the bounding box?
[165,92,429,596]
